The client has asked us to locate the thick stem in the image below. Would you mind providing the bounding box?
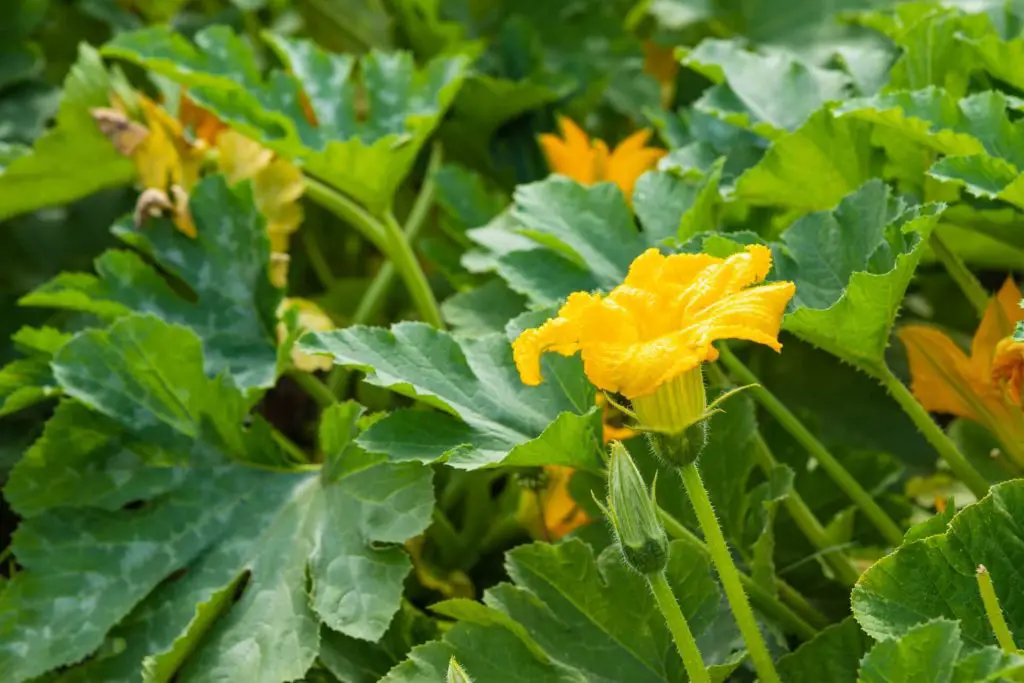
[977,564,1018,653]
[704,363,863,584]
[679,462,781,683]
[648,571,710,683]
[877,365,990,498]
[657,507,824,638]
[379,208,443,328]
[287,370,336,409]
[303,176,388,252]
[717,346,905,547]
[930,231,989,319]
[352,143,443,326]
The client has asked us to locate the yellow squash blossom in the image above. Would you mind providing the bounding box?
[643,40,679,109]
[538,117,666,201]
[513,245,795,434]
[900,279,1024,466]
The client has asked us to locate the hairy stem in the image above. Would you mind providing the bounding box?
[679,462,781,683]
[717,345,905,546]
[648,571,710,683]
[704,363,863,584]
[877,365,990,497]
[657,507,825,638]
[929,231,989,319]
[976,564,1018,653]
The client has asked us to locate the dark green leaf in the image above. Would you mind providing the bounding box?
[299,322,602,470]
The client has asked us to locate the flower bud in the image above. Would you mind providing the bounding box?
[447,657,472,683]
[603,441,669,575]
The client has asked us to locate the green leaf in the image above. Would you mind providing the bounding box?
[0,44,135,221]
[852,479,1024,646]
[633,162,724,246]
[102,26,468,212]
[774,181,943,372]
[681,39,851,137]
[776,618,872,683]
[0,326,68,415]
[383,538,740,682]
[4,399,187,517]
[709,180,942,373]
[1,319,435,682]
[734,109,881,211]
[299,322,602,470]
[441,279,527,338]
[511,177,645,289]
[21,175,282,391]
[858,619,1024,683]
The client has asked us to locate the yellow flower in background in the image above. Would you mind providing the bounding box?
[900,278,1024,466]
[518,465,591,541]
[277,298,336,373]
[538,117,666,201]
[513,245,795,433]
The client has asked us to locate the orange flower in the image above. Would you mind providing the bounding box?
[643,40,679,109]
[900,278,1024,466]
[538,117,665,201]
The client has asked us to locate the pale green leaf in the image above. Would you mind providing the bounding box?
[299,322,602,470]
[441,279,527,338]
[682,39,851,137]
[633,162,724,246]
[734,109,881,211]
[852,479,1024,646]
[0,44,134,221]
[858,619,1024,683]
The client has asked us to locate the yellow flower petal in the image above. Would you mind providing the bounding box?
[511,291,600,386]
[278,298,336,372]
[992,338,1024,407]
[513,245,795,399]
[538,117,664,200]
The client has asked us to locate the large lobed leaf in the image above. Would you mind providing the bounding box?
[299,322,602,471]
[852,479,1024,647]
[382,538,743,682]
[20,175,282,391]
[0,316,434,683]
[102,26,468,212]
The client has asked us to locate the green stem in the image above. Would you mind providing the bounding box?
[657,507,824,638]
[752,438,862,586]
[379,208,443,328]
[930,231,989,319]
[303,176,388,252]
[679,462,781,683]
[648,571,710,683]
[352,143,443,326]
[269,425,312,465]
[717,345,905,547]
[705,364,862,585]
[976,564,1018,653]
[287,370,336,409]
[301,225,337,289]
[876,365,990,498]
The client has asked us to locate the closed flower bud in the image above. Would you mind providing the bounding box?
[603,441,669,575]
[447,657,472,683]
